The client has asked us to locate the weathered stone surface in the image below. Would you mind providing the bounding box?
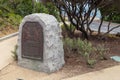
[17,13,65,73]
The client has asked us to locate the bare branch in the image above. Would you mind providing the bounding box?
[104,25,120,35]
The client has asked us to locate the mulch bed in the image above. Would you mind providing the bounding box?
[56,35,120,78]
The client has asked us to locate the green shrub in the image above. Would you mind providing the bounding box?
[63,38,95,67]
[11,45,18,61]
[63,38,109,67]
[0,13,22,30]
[33,2,49,14]
[94,44,109,60]
[0,0,60,30]
[0,18,5,29]
[77,39,96,67]
[45,2,60,21]
[13,0,33,17]
[104,13,120,23]
[7,13,22,28]
[64,38,77,54]
[61,24,75,38]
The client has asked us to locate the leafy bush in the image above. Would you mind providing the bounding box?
[7,0,34,17]
[45,2,60,21]
[61,24,76,38]
[94,44,109,60]
[0,0,60,28]
[0,0,60,32]
[0,0,22,30]
[63,38,109,67]
[15,0,49,16]
[7,13,22,28]
[0,13,22,30]
[77,39,96,67]
[64,38,77,54]
[33,2,49,14]
[104,13,120,23]
[100,2,120,23]
[11,45,18,61]
[6,0,59,18]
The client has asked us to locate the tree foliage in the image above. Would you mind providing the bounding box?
[97,0,120,35]
[100,0,120,23]
[52,0,120,39]
[52,0,106,39]
[0,0,59,29]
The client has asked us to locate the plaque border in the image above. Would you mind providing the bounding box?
[21,21,44,61]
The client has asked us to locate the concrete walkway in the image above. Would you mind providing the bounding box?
[0,34,18,70]
[60,20,120,34]
[90,21,120,34]
[63,65,120,80]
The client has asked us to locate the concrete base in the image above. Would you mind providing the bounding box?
[18,58,64,73]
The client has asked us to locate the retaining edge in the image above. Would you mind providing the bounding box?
[0,32,18,42]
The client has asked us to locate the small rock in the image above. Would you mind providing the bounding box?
[111,56,120,62]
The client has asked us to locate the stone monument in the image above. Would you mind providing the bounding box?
[17,13,65,73]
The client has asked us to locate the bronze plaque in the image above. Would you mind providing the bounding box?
[22,22,43,60]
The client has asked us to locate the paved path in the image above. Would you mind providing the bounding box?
[0,35,18,70]
[0,63,120,80]
[60,21,120,34]
[63,65,120,80]
[90,21,120,34]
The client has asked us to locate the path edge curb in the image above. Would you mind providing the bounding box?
[0,32,18,42]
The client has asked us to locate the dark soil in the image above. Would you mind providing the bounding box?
[57,35,120,79]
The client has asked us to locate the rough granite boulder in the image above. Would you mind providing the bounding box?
[17,13,65,73]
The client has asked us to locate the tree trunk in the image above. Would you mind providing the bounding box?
[78,27,88,40]
[98,16,104,35]
[81,30,88,40]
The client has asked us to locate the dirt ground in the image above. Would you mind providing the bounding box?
[0,24,120,80]
[0,26,17,38]
[0,35,120,80]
